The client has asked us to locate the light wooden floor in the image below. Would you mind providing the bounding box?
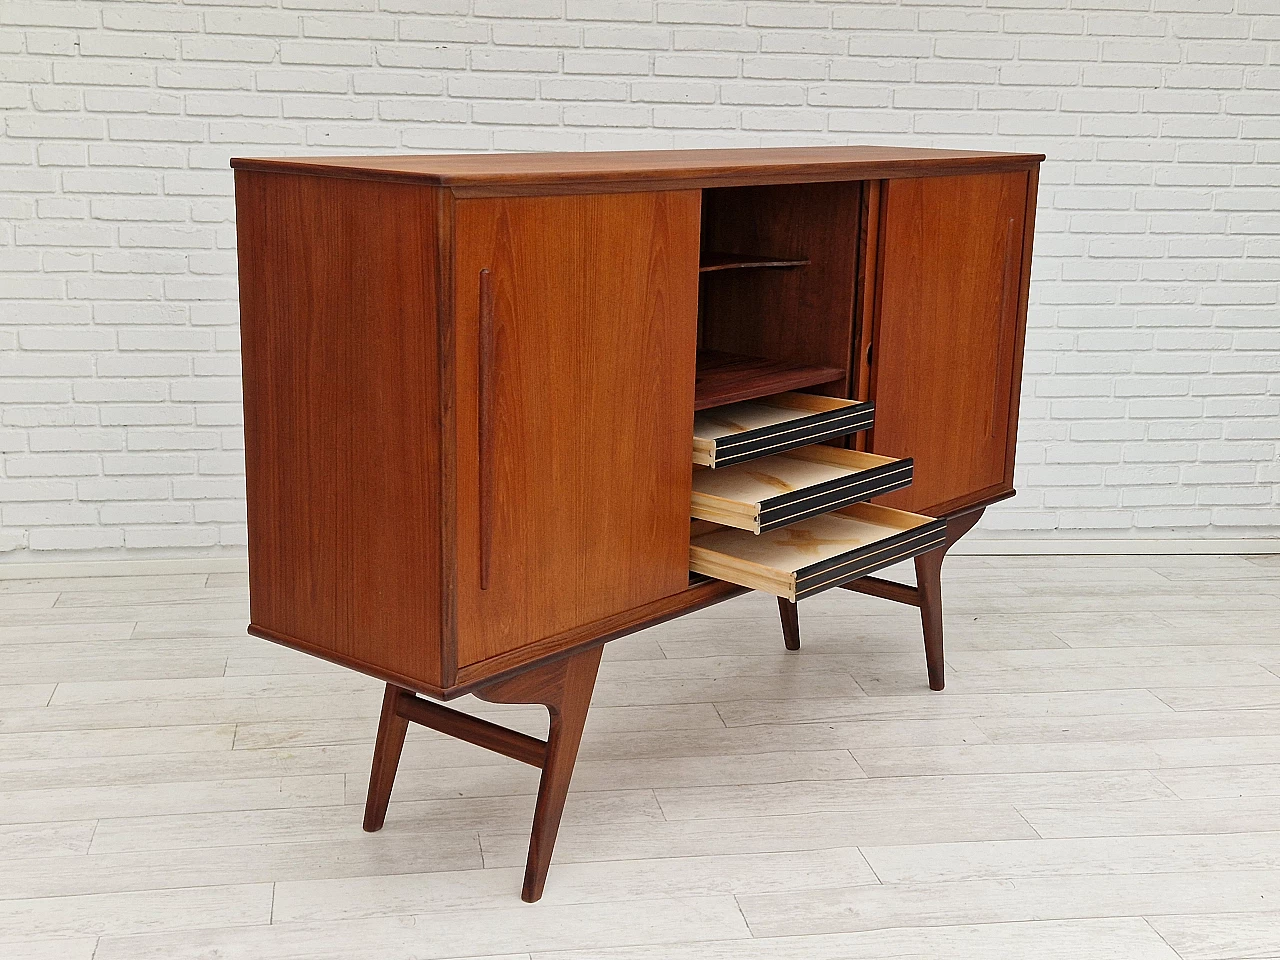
[2,554,1279,960]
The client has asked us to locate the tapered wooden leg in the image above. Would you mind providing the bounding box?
[915,547,946,691]
[778,598,801,651]
[363,683,410,832]
[476,645,604,902]
[836,506,987,691]
[910,507,985,691]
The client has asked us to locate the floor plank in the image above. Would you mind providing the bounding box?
[1147,911,1280,960]
[272,847,876,921]
[0,882,272,939]
[0,723,236,762]
[1155,764,1280,801]
[654,770,1176,820]
[1018,798,1280,839]
[94,896,749,960]
[0,938,97,960]
[86,792,663,854]
[0,821,97,861]
[0,836,483,901]
[0,774,344,825]
[738,870,1280,938]
[859,832,1280,883]
[478,806,1038,867]
[348,751,866,804]
[534,917,1184,959]
[852,735,1280,777]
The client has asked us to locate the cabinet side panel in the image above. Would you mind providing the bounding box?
[235,171,443,690]
[869,170,1030,516]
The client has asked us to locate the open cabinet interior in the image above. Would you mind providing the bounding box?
[694,180,862,410]
[689,178,944,602]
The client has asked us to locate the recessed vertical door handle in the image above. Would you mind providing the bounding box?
[478,268,495,590]
[991,216,1016,438]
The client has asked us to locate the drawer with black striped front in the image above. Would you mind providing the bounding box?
[692,392,874,468]
[690,446,914,534]
[689,502,946,602]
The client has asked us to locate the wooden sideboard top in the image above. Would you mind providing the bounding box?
[231,144,1043,195]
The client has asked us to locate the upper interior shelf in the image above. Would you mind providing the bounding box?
[695,349,845,410]
[699,252,810,273]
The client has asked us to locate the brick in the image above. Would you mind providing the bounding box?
[477,0,562,16]
[126,430,221,451]
[172,477,246,500]
[4,502,98,526]
[29,528,124,551]
[28,428,125,453]
[565,51,652,74]
[51,61,150,86]
[182,36,280,63]
[491,23,580,46]
[0,480,75,502]
[102,454,196,476]
[6,115,104,139]
[7,455,101,477]
[2,2,99,28]
[100,502,195,525]
[79,34,180,60]
[469,47,561,71]
[742,56,824,80]
[655,54,740,77]
[19,328,116,351]
[564,103,651,127]
[102,6,201,33]
[262,69,352,94]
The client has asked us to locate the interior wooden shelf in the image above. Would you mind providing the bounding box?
[699,252,810,273]
[694,349,846,410]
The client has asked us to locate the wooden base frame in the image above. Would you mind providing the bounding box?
[363,506,985,901]
[363,645,604,903]
[775,506,985,691]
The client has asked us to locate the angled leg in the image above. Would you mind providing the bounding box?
[915,546,946,691]
[915,507,985,691]
[834,506,987,692]
[778,597,801,651]
[476,644,604,903]
[363,683,410,832]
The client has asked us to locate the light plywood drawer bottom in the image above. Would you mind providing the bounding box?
[689,502,946,602]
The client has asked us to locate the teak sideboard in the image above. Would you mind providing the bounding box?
[232,145,1042,902]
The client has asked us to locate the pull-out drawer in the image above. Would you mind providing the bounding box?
[691,446,914,534]
[692,393,874,468]
[689,503,946,602]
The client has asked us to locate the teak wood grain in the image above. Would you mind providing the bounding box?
[231,144,1042,196]
[451,190,702,670]
[867,170,1032,516]
[475,645,604,902]
[363,645,603,903]
[693,349,845,410]
[699,181,861,399]
[232,147,1041,903]
[235,171,446,691]
[233,152,1041,696]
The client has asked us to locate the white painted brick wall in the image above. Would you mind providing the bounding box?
[2,0,1278,561]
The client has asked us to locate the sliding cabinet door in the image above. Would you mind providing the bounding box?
[869,171,1033,516]
[452,191,702,671]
